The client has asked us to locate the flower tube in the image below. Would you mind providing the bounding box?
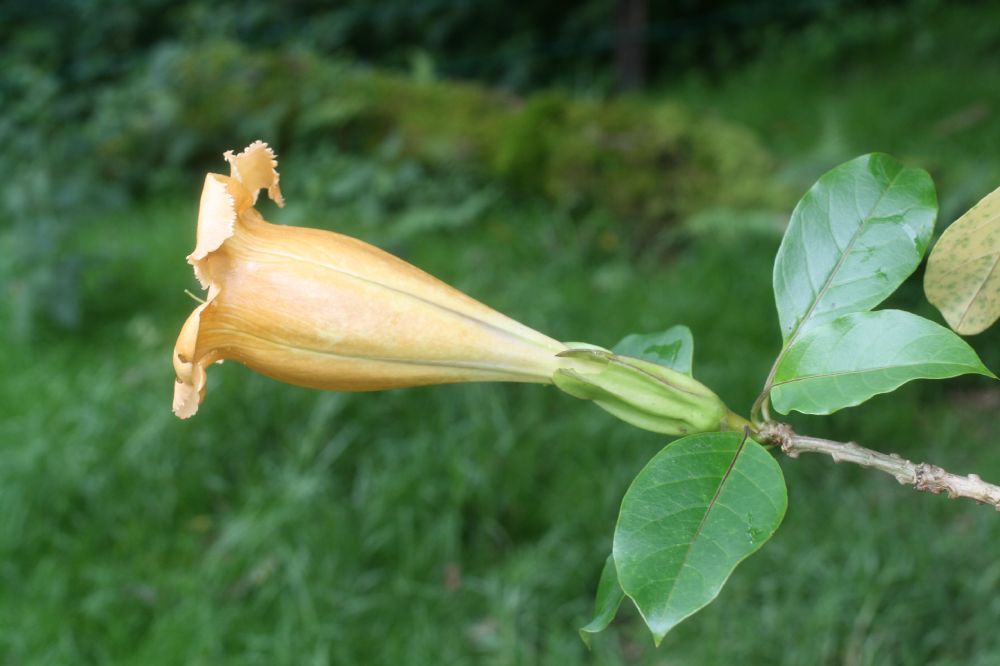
[172,141,566,418]
[172,141,740,438]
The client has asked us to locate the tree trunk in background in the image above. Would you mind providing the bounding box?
[615,0,647,91]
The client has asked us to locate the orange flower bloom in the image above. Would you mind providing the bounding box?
[172,142,566,418]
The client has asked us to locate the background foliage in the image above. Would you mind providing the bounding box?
[3,0,1000,663]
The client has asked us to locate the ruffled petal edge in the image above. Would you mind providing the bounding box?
[176,139,284,418]
[224,140,285,207]
[188,174,239,283]
[172,300,213,419]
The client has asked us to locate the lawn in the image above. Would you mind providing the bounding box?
[3,168,1000,664]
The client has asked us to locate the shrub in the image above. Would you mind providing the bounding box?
[95,42,780,231]
[3,40,780,335]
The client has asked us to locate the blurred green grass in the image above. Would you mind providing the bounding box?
[6,2,1000,663]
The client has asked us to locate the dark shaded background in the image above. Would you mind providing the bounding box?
[3,1,1000,663]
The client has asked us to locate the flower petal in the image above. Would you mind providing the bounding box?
[224,140,284,207]
[173,301,212,419]
[190,175,236,259]
[189,174,252,288]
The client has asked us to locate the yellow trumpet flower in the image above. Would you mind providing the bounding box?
[172,141,566,418]
[173,141,737,437]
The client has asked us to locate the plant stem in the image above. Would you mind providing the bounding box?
[757,422,1000,510]
[723,409,753,433]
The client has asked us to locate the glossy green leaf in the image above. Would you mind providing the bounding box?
[614,432,786,644]
[772,310,994,415]
[773,153,937,343]
[925,183,1000,335]
[579,555,625,647]
[612,325,694,375]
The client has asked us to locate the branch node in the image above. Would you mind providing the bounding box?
[914,463,949,496]
[758,421,796,456]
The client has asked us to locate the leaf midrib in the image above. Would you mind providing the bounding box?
[763,164,906,405]
[661,437,747,612]
[957,253,1000,330]
[772,359,980,387]
[782,164,905,348]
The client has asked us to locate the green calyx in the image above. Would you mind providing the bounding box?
[553,344,743,436]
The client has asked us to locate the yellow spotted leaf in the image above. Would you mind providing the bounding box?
[925,184,1000,335]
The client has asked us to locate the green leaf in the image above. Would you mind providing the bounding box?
[773,153,937,343]
[612,325,694,375]
[614,432,787,644]
[925,183,1000,335]
[579,555,625,647]
[771,310,995,415]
